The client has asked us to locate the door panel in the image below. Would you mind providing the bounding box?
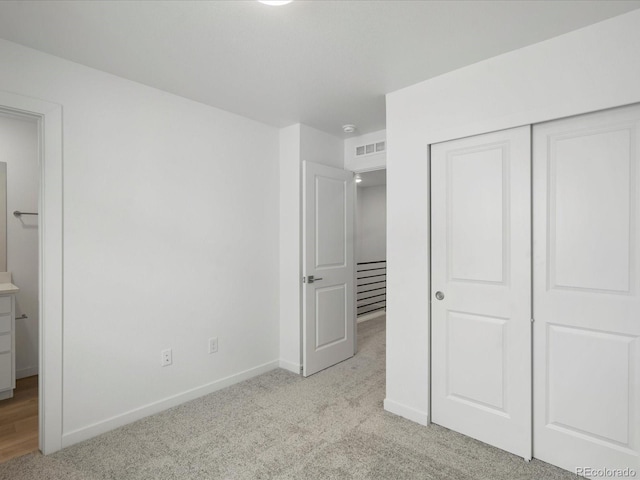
[431,126,532,459]
[303,161,355,377]
[446,311,508,412]
[316,285,347,348]
[533,104,640,474]
[550,128,632,293]
[316,176,347,267]
[449,146,506,283]
[546,326,633,445]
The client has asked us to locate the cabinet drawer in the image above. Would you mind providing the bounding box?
[0,315,10,334]
[0,352,11,390]
[0,296,11,315]
[0,334,9,353]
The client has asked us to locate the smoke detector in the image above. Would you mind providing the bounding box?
[342,124,356,134]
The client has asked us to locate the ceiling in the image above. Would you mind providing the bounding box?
[0,1,638,137]
[358,170,386,188]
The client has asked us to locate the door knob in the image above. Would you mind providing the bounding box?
[305,275,323,284]
[435,291,445,300]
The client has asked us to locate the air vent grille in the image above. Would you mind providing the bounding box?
[355,141,385,157]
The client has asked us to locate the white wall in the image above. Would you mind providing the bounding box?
[356,185,386,263]
[0,113,39,379]
[385,9,640,425]
[300,124,344,169]
[345,129,386,172]
[278,124,301,373]
[278,123,344,373]
[0,38,281,445]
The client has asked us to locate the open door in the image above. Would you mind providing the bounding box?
[302,161,355,377]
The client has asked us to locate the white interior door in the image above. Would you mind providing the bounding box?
[431,126,532,459]
[533,104,640,475]
[302,161,355,377]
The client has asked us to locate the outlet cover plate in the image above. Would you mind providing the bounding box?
[161,348,172,366]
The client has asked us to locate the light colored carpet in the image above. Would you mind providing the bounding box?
[0,316,575,479]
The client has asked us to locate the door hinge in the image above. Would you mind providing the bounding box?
[531,318,535,323]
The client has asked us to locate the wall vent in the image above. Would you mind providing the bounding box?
[355,141,385,156]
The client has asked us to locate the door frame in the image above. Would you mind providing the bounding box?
[0,91,63,454]
[352,166,387,346]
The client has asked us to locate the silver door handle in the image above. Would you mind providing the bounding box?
[435,291,445,300]
[305,275,323,284]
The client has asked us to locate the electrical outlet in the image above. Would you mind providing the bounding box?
[161,348,172,366]
[208,337,218,354]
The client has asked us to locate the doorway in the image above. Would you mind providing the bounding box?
[355,169,387,323]
[0,91,63,456]
[0,111,40,462]
[300,164,387,377]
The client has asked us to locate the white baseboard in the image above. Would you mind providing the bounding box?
[0,390,13,400]
[357,310,386,323]
[278,358,301,374]
[384,398,429,426]
[16,366,39,379]
[61,359,279,448]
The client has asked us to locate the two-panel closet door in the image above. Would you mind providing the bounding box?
[431,104,640,475]
[431,126,532,459]
[533,104,640,474]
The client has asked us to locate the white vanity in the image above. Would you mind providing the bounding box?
[0,272,18,400]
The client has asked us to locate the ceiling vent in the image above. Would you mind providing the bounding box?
[356,141,385,157]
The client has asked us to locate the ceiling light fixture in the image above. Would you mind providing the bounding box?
[258,0,293,5]
[355,175,362,184]
[342,124,356,134]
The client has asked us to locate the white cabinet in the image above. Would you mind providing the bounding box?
[0,293,15,400]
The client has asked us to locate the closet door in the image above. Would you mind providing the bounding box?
[533,104,640,474]
[431,126,532,459]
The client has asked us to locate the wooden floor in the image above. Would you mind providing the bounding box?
[0,376,38,463]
